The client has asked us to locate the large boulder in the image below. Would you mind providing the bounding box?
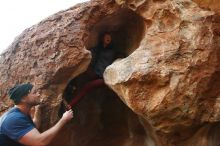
[105,0,220,145]
[1,0,220,145]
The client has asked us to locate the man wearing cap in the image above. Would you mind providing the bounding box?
[0,83,73,146]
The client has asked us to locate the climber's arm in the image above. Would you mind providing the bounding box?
[19,109,73,146]
[32,105,41,129]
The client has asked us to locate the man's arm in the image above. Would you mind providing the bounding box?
[32,105,42,129]
[19,109,73,146]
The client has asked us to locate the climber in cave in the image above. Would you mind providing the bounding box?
[65,32,126,109]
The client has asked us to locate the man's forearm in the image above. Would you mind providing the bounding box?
[38,119,66,145]
[37,109,73,145]
[33,107,41,129]
[19,109,73,146]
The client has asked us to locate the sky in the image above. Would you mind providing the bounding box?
[0,0,88,54]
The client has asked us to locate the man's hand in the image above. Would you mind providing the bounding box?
[32,99,46,128]
[61,109,73,123]
[32,105,43,129]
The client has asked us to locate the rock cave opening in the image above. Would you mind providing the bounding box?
[55,8,148,146]
[86,8,145,56]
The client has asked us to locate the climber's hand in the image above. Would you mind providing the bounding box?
[61,109,73,123]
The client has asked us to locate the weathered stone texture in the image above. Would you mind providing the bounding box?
[1,0,220,146]
[105,0,220,145]
[0,1,119,113]
[193,0,220,14]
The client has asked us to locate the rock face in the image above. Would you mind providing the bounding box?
[106,0,220,145]
[0,0,220,146]
[192,0,220,14]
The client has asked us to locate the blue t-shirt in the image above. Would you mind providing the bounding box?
[0,107,35,146]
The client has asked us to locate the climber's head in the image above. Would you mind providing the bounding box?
[103,33,112,45]
[8,83,41,106]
